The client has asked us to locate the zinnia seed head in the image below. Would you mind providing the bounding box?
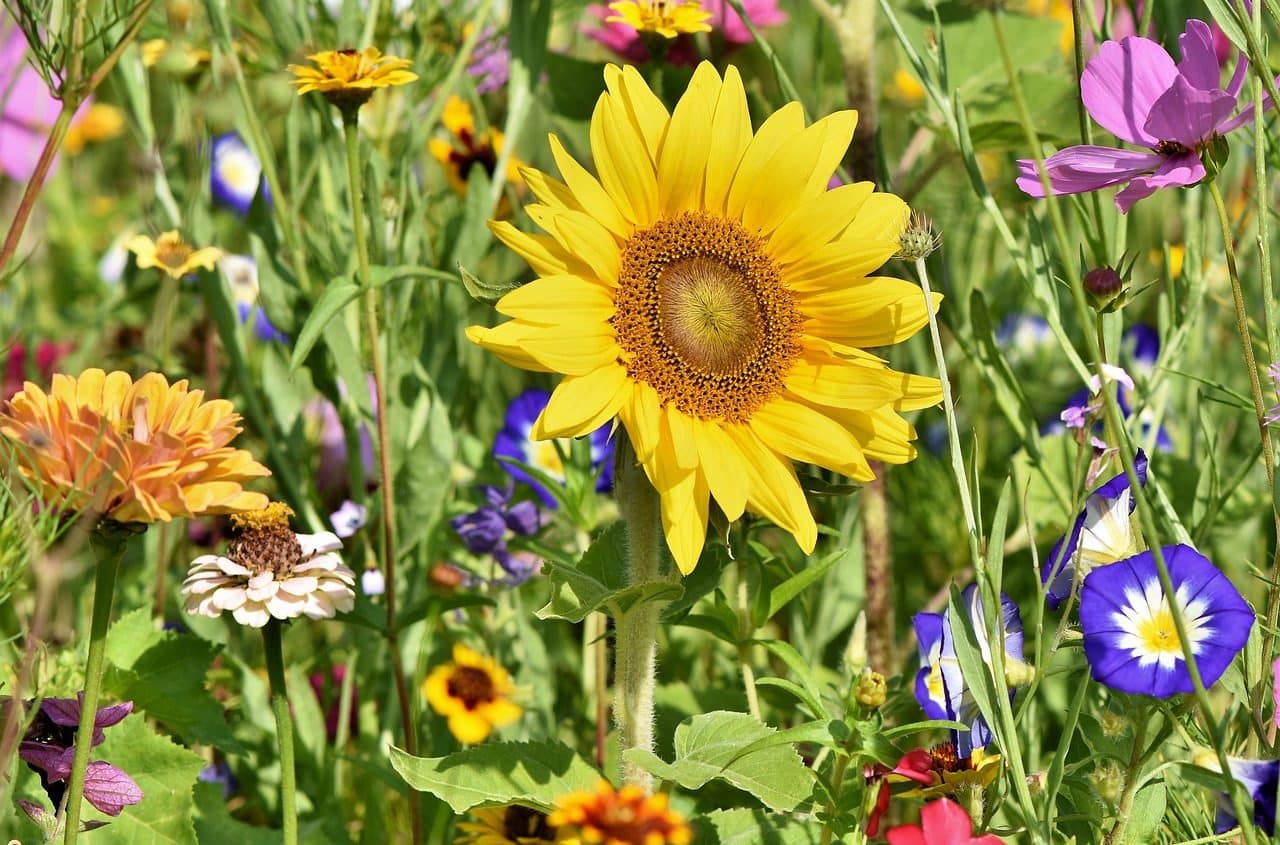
[228,502,302,575]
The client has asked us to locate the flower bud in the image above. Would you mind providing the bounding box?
[896,212,941,261]
[854,670,887,710]
[1090,761,1125,806]
[1084,266,1123,300]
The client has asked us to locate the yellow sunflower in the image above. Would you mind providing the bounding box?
[125,231,223,280]
[548,781,691,845]
[430,96,525,198]
[288,47,417,108]
[455,805,557,845]
[468,63,942,573]
[606,1,713,38]
[423,644,522,744]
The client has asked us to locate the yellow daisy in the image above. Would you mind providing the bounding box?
[430,96,525,198]
[468,63,942,573]
[288,47,417,108]
[898,744,1003,799]
[606,1,713,38]
[548,781,691,845]
[125,231,223,279]
[454,805,557,845]
[423,644,521,744]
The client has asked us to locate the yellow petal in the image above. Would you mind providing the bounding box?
[724,102,805,224]
[740,110,857,236]
[448,711,493,745]
[768,182,874,266]
[663,468,709,574]
[657,62,720,215]
[784,239,900,291]
[533,365,629,439]
[784,355,909,410]
[801,277,941,347]
[750,399,874,481]
[690,420,746,520]
[703,65,752,216]
[620,382,662,465]
[520,167,583,215]
[664,403,700,471]
[465,322,553,373]
[524,205,622,284]
[723,425,816,553]
[591,93,660,227]
[488,221,580,278]
[520,324,622,376]
[496,274,616,325]
[548,134,631,238]
[604,64,670,161]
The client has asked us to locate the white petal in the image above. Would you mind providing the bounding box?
[298,531,343,556]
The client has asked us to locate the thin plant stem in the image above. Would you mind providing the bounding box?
[1104,710,1149,844]
[342,113,421,842]
[61,527,129,845]
[262,620,298,845]
[735,561,761,720]
[614,436,664,793]
[817,750,851,845]
[992,7,1259,840]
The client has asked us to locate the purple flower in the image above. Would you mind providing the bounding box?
[16,695,143,816]
[1080,544,1253,697]
[468,28,510,95]
[330,499,367,538]
[1043,451,1147,609]
[1212,758,1278,835]
[197,759,237,800]
[451,505,509,554]
[493,388,614,508]
[1017,20,1268,212]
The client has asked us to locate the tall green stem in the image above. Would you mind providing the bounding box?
[614,437,664,793]
[62,527,129,845]
[1104,710,1149,844]
[262,620,298,845]
[735,561,761,719]
[342,114,421,842]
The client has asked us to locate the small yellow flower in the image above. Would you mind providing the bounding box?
[889,68,925,106]
[140,38,212,72]
[423,644,521,744]
[288,47,417,109]
[606,1,713,39]
[429,96,524,199]
[454,805,557,845]
[549,781,691,845]
[65,104,125,155]
[899,744,1002,799]
[125,231,223,279]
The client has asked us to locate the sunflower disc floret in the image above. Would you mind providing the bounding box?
[468,62,943,572]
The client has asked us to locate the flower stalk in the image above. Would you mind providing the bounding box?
[61,525,129,845]
[341,112,421,840]
[262,619,298,845]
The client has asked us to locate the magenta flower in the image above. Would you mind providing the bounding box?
[0,24,92,182]
[582,0,786,65]
[1017,19,1264,212]
[15,696,143,817]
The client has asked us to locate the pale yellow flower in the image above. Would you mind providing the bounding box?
[65,104,125,155]
[125,231,222,279]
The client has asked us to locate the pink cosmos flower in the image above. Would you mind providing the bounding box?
[1017,19,1266,212]
[582,0,786,65]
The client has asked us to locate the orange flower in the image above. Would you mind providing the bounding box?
[548,781,691,845]
[0,369,270,524]
[288,47,417,109]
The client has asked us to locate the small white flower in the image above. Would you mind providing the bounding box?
[99,231,134,285]
[361,567,385,596]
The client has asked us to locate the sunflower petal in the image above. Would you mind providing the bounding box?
[534,365,629,439]
[657,62,720,215]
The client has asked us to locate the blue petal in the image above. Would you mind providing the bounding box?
[913,612,945,661]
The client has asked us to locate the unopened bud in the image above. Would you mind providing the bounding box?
[1090,761,1125,806]
[854,670,887,710]
[166,0,195,29]
[896,212,941,261]
[429,563,466,592]
[1004,656,1036,687]
[1100,709,1127,737]
[1084,265,1123,302]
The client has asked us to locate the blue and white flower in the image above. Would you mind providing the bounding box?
[210,132,268,216]
[492,388,614,508]
[996,313,1052,359]
[220,254,288,343]
[330,499,367,538]
[1043,451,1147,610]
[913,585,1027,756]
[1123,324,1160,376]
[1210,757,1278,835]
[1080,544,1253,698]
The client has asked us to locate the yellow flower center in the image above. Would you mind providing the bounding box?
[1135,606,1182,656]
[447,665,497,710]
[612,212,801,423]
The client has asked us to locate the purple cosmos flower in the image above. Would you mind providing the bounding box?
[1214,758,1277,835]
[16,695,143,816]
[468,28,510,95]
[1017,19,1267,212]
[1051,364,1173,452]
[210,132,269,216]
[330,499,367,538]
[913,585,1026,756]
[1044,451,1147,609]
[1080,544,1253,697]
[493,388,614,508]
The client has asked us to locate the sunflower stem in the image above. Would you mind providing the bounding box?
[735,560,762,720]
[262,619,298,845]
[614,436,664,793]
[342,113,421,842]
[61,525,129,845]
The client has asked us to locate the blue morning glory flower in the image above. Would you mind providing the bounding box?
[493,388,614,508]
[210,132,269,215]
[1122,324,1160,376]
[913,585,1027,756]
[220,254,287,343]
[1043,451,1147,610]
[1080,545,1253,698]
[1214,758,1278,835]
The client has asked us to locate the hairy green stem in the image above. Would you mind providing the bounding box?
[262,620,298,845]
[614,437,663,792]
[342,114,421,842]
[62,527,128,845]
[818,750,851,845]
[735,561,761,720]
[1104,712,1149,844]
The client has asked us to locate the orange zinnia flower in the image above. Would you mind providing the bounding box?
[548,781,691,845]
[0,369,270,524]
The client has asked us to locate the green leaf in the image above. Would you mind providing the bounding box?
[388,741,600,813]
[694,808,822,844]
[103,608,243,752]
[289,279,360,369]
[192,782,279,845]
[757,640,830,720]
[82,713,206,843]
[622,711,814,812]
[536,523,683,622]
[767,550,841,619]
[459,264,517,303]
[1119,781,1166,845]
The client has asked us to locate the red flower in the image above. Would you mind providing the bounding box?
[865,748,934,837]
[886,798,1003,845]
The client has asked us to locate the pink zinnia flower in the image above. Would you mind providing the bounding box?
[582,0,786,65]
[1017,19,1267,212]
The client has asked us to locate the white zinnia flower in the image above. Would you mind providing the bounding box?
[181,503,356,627]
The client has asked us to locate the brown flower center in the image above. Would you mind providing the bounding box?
[503,806,554,839]
[611,212,801,423]
[447,666,497,710]
[155,238,195,269]
[229,503,302,575]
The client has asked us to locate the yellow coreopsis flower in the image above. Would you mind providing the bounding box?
[423,644,521,744]
[606,1,713,38]
[468,62,943,573]
[429,96,524,197]
[454,805,557,845]
[288,47,417,109]
[64,104,126,154]
[549,781,691,845]
[0,369,270,524]
[125,231,222,279]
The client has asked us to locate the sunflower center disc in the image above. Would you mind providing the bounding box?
[447,666,496,710]
[612,212,802,423]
